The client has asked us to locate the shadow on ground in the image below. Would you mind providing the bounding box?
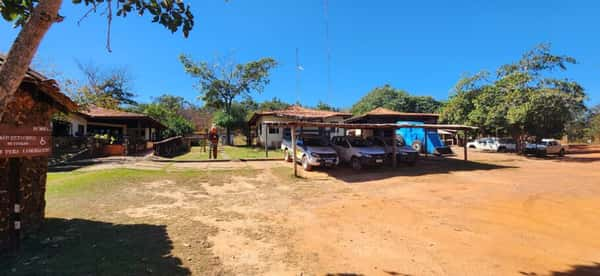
[320,156,517,183]
[0,218,190,275]
[520,262,600,276]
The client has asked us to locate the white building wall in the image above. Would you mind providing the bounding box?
[254,115,350,147]
[67,114,88,136]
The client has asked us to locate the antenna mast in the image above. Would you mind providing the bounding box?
[324,0,332,103]
[296,48,301,104]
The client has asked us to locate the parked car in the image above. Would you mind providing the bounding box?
[281,135,339,171]
[467,137,516,152]
[367,136,418,166]
[523,139,566,157]
[330,136,387,170]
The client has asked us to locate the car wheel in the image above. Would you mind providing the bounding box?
[284,149,291,162]
[412,141,424,154]
[498,147,506,153]
[302,155,312,171]
[559,149,565,157]
[351,157,362,171]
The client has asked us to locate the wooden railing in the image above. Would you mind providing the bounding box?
[153,136,190,157]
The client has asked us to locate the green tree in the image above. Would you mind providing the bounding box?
[350,84,442,115]
[179,55,278,144]
[315,101,338,111]
[441,44,587,148]
[258,97,290,111]
[67,62,136,109]
[212,102,248,135]
[129,94,195,138]
[0,0,194,120]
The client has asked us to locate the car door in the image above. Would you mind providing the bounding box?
[340,138,353,162]
[547,141,559,154]
[295,138,304,160]
[331,137,344,160]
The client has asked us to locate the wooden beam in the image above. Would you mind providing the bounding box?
[424,129,428,158]
[391,131,397,168]
[259,121,477,131]
[291,127,297,177]
[264,123,268,158]
[463,133,468,161]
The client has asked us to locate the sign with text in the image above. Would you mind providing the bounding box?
[0,125,52,158]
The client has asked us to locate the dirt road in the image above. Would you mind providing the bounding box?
[35,149,600,275]
[287,150,600,275]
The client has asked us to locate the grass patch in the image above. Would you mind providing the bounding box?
[174,146,282,161]
[3,167,261,275]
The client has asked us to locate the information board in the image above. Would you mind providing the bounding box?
[0,125,52,158]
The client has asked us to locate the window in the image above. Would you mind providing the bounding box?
[269,127,280,134]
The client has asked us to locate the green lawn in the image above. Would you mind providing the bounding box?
[2,168,259,275]
[174,145,282,160]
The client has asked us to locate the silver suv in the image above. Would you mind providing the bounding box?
[330,136,387,170]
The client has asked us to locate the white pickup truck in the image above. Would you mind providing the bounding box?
[281,135,339,171]
[524,139,566,157]
[467,137,516,152]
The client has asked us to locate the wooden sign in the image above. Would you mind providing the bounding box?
[0,125,52,158]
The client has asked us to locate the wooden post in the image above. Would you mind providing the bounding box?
[291,127,297,177]
[424,128,428,158]
[463,132,468,161]
[8,158,21,250]
[264,123,268,158]
[391,130,397,168]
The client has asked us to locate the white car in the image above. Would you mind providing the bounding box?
[330,136,387,170]
[467,137,516,152]
[524,139,566,157]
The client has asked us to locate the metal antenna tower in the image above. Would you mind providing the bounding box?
[324,0,332,103]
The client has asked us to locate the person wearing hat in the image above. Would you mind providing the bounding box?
[208,125,219,159]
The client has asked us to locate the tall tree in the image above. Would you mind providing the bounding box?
[67,62,136,109]
[0,0,194,120]
[129,94,195,138]
[179,54,277,144]
[350,84,442,115]
[441,44,587,148]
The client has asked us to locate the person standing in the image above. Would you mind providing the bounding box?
[208,125,219,159]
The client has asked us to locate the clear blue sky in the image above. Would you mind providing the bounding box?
[1,0,599,108]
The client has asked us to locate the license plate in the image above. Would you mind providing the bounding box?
[375,159,383,163]
[325,160,333,163]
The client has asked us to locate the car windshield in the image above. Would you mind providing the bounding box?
[367,138,385,147]
[348,138,372,147]
[303,137,329,146]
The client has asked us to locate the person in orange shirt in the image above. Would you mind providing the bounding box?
[208,125,219,159]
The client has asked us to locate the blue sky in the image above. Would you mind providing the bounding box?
[1,0,599,108]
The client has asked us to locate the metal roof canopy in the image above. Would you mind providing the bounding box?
[261,121,477,131]
[260,120,476,177]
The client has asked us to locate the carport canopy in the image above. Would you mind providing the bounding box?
[259,120,477,177]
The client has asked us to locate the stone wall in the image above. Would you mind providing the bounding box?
[0,84,55,252]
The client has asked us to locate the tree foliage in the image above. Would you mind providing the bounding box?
[350,84,442,115]
[315,101,338,111]
[65,63,136,110]
[179,54,277,144]
[440,44,587,141]
[128,94,195,138]
[1,0,194,37]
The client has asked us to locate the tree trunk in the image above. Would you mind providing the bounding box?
[226,127,231,146]
[0,0,64,121]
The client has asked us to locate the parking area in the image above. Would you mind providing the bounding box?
[4,148,600,275]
